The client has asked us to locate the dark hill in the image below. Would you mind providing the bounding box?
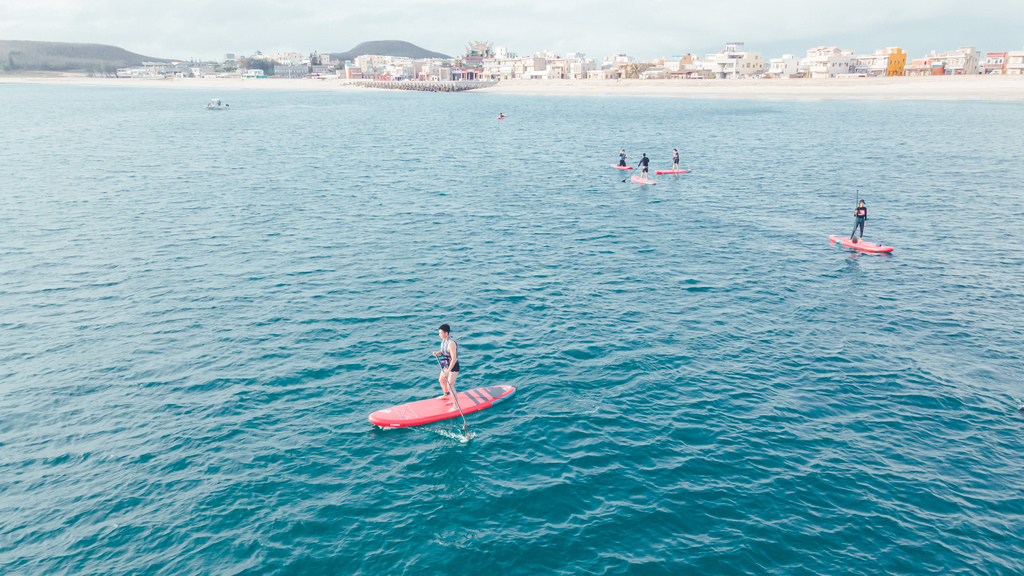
[0,40,172,73]
[331,40,450,62]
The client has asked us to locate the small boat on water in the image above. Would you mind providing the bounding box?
[205,99,229,110]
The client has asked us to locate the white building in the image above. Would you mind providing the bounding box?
[604,53,633,65]
[767,54,800,78]
[271,52,305,64]
[1005,51,1024,75]
[276,62,308,78]
[701,42,764,79]
[800,46,856,78]
[941,47,980,75]
[354,55,388,74]
[565,52,598,79]
[641,66,670,79]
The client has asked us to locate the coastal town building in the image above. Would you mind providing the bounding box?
[1006,51,1024,75]
[938,47,980,74]
[276,62,308,79]
[800,46,856,77]
[663,55,699,78]
[767,54,800,78]
[700,42,764,79]
[904,57,944,76]
[354,54,388,74]
[205,41,1022,84]
[641,66,670,79]
[904,47,980,76]
[565,53,598,79]
[343,63,363,79]
[984,52,1007,74]
[116,61,192,78]
[854,47,906,76]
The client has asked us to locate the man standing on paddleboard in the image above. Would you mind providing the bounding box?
[851,200,867,241]
[619,150,627,167]
[638,153,650,179]
[433,324,460,407]
[672,149,679,170]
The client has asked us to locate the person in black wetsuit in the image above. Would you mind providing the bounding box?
[619,150,627,166]
[851,200,867,241]
[432,323,460,406]
[638,153,650,179]
[672,148,679,170]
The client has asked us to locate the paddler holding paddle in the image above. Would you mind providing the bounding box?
[619,150,628,167]
[851,200,867,242]
[433,324,460,409]
[672,148,679,170]
[638,153,650,180]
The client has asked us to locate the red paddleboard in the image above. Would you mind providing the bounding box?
[829,235,894,253]
[369,385,516,428]
[655,169,691,174]
[631,174,656,185]
[611,164,633,170]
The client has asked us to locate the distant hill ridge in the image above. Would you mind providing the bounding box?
[0,40,171,73]
[331,40,450,62]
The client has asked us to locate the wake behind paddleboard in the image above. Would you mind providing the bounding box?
[611,164,633,170]
[829,234,894,253]
[631,174,656,185]
[655,169,691,174]
[369,385,516,428]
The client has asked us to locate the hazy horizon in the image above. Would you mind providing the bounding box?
[1,0,1021,62]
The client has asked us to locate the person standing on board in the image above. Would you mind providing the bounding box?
[432,324,460,406]
[638,153,650,180]
[851,200,867,241]
[619,150,628,167]
[672,148,680,170]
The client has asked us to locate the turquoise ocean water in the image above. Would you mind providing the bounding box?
[1,84,1023,574]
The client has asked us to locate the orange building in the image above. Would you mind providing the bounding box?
[884,47,907,76]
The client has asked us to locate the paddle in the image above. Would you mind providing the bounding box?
[434,355,470,441]
[852,189,861,242]
[622,164,639,182]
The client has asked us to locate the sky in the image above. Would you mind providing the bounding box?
[1,0,1022,62]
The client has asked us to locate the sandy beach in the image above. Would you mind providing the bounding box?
[2,73,1023,100]
[486,76,1024,100]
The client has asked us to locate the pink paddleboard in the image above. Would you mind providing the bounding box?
[369,385,516,428]
[631,174,656,185]
[655,169,691,175]
[829,235,894,253]
[612,164,633,170]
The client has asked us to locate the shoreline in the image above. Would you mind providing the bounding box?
[485,76,1024,100]
[2,74,1023,100]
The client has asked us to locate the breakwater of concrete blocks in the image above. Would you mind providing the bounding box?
[347,80,498,92]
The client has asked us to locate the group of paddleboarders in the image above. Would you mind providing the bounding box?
[618,150,876,244]
[618,149,681,177]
